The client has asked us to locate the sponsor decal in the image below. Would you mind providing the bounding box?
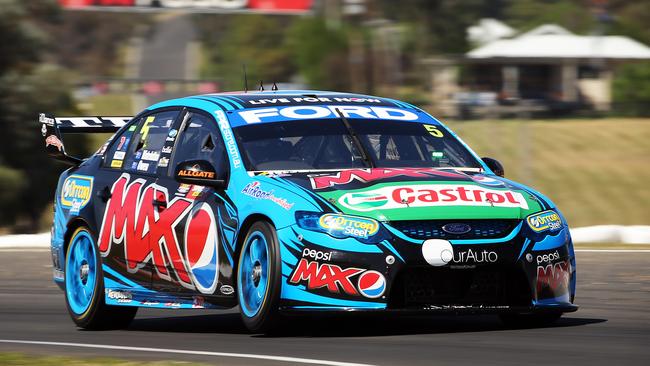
[289,249,386,299]
[357,271,386,298]
[220,285,234,295]
[441,223,472,235]
[536,250,560,265]
[185,202,220,294]
[527,210,562,233]
[471,174,504,187]
[450,249,498,264]
[241,181,294,210]
[178,167,216,179]
[301,248,332,261]
[136,160,149,172]
[117,136,128,150]
[41,123,48,136]
[216,110,242,168]
[113,151,126,160]
[130,162,138,170]
[60,175,93,214]
[141,149,160,161]
[106,289,132,303]
[176,184,191,195]
[237,105,418,124]
[168,129,178,138]
[248,96,382,105]
[318,214,379,240]
[537,260,570,295]
[45,135,64,151]
[161,146,173,154]
[309,168,464,190]
[158,157,169,168]
[97,141,110,156]
[98,174,220,293]
[192,296,206,309]
[338,184,528,212]
[111,159,123,168]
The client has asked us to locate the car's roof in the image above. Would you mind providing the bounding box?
[147,90,421,114]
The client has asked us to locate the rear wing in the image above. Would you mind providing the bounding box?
[39,113,132,165]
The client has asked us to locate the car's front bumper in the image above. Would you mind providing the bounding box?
[276,220,577,313]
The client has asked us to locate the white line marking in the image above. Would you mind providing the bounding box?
[575,249,650,253]
[0,339,376,366]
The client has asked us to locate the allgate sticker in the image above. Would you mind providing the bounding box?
[337,184,529,212]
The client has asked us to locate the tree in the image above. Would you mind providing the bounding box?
[0,0,77,232]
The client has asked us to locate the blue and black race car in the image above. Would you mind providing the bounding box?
[42,90,577,332]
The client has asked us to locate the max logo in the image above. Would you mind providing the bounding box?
[537,260,570,296]
[309,168,464,190]
[289,258,386,299]
[98,174,219,293]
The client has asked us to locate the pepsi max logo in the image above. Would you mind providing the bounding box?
[184,203,219,295]
[357,271,386,298]
[442,223,472,235]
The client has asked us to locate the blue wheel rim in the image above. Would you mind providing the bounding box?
[238,231,269,318]
[65,229,97,315]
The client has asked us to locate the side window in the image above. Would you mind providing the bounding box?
[124,110,179,175]
[104,122,139,169]
[172,112,228,179]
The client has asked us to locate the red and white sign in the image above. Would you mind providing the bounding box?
[338,184,529,212]
[59,0,313,13]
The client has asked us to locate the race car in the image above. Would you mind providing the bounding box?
[42,90,577,332]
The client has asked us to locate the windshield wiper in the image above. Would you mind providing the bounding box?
[334,108,375,168]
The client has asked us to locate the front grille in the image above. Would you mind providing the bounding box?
[388,266,531,309]
[389,219,519,240]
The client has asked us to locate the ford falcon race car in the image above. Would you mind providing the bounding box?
[42,90,577,332]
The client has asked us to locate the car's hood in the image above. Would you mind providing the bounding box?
[266,168,550,221]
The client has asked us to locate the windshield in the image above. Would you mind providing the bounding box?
[233,119,482,171]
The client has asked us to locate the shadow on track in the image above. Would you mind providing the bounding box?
[127,312,606,337]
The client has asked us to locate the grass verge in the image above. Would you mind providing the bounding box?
[445,118,650,227]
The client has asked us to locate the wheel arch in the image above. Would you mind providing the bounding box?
[233,213,277,274]
[63,217,94,266]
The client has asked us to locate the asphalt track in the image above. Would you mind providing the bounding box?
[0,249,648,366]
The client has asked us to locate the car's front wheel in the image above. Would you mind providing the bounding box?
[236,221,282,333]
[64,226,137,329]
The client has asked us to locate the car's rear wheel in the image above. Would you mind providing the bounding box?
[499,312,562,328]
[236,221,282,333]
[64,226,137,329]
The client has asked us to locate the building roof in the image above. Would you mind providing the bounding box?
[467,24,650,60]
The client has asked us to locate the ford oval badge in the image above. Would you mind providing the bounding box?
[442,223,472,235]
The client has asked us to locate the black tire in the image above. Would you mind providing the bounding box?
[236,221,283,333]
[64,226,137,330]
[499,312,562,328]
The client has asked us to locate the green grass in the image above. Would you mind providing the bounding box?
[0,353,208,366]
[445,118,650,227]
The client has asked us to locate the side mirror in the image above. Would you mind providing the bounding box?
[174,160,225,188]
[482,157,505,177]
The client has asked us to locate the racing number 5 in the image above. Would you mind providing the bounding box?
[424,124,444,138]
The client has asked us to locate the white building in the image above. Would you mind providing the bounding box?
[425,21,650,117]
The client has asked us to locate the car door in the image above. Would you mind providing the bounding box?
[94,108,182,290]
[152,109,237,298]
